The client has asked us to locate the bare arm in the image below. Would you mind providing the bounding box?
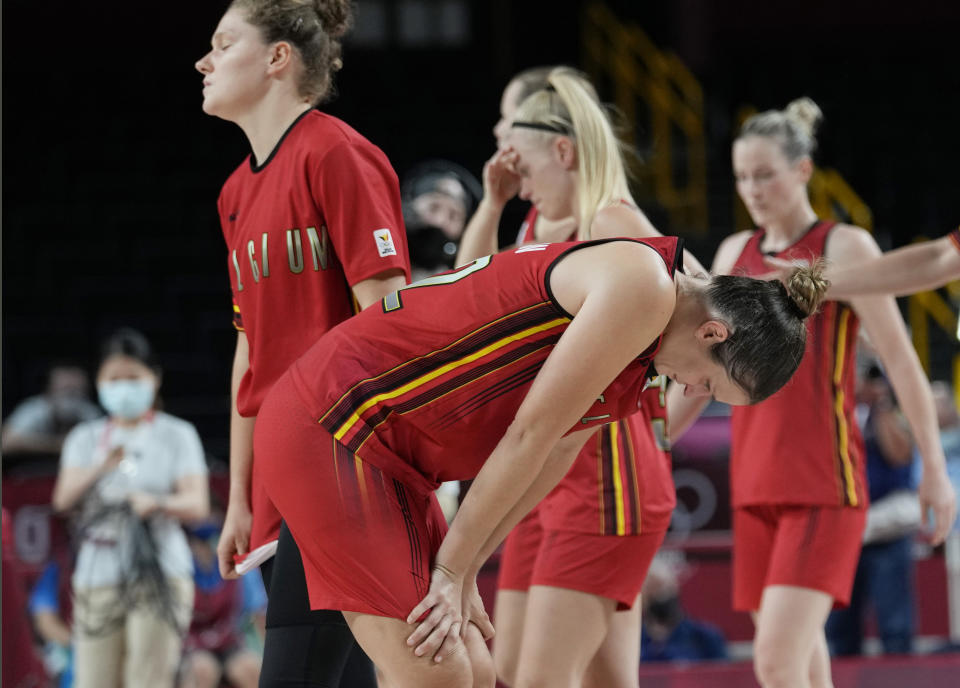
[32,610,72,646]
[217,332,256,578]
[826,235,960,298]
[455,148,522,266]
[1,430,66,455]
[465,428,593,578]
[832,226,957,543]
[351,268,408,309]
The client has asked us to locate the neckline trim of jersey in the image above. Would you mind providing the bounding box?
[249,108,314,174]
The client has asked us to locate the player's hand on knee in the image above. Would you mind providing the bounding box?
[217,499,252,579]
[406,564,464,661]
[462,579,494,641]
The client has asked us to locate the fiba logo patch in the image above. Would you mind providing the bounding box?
[374,228,397,257]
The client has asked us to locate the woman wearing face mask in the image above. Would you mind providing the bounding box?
[51,328,210,688]
[668,98,956,688]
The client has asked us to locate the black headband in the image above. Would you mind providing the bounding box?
[511,121,571,135]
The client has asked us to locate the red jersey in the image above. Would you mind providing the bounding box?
[219,109,410,549]
[290,237,683,495]
[219,109,411,417]
[540,376,675,534]
[729,221,867,508]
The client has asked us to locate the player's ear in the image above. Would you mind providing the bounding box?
[266,41,294,75]
[554,136,577,170]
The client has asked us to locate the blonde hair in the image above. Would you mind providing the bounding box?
[510,67,633,239]
[738,97,824,163]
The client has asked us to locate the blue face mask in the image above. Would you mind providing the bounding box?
[97,380,155,420]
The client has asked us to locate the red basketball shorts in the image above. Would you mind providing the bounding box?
[254,372,447,619]
[732,504,867,611]
[529,528,665,610]
[496,507,545,592]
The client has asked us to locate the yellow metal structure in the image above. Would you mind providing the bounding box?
[582,2,708,235]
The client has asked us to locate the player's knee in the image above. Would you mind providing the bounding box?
[469,645,496,688]
[753,645,799,688]
[402,649,473,688]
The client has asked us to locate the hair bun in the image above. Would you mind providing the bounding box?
[313,0,352,38]
[784,97,823,139]
[784,259,829,319]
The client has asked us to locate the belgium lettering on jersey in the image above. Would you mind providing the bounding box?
[232,226,330,291]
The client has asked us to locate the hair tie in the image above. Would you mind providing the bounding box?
[777,282,809,320]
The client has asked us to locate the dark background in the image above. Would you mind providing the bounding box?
[5,0,960,461]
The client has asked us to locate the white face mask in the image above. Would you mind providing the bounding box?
[97,380,155,420]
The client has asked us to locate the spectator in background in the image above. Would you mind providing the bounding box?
[401,159,482,280]
[179,506,264,688]
[51,328,210,688]
[827,360,918,656]
[28,545,76,688]
[640,553,728,663]
[2,364,102,455]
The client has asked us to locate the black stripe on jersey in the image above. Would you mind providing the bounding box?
[600,426,617,535]
[393,480,428,601]
[429,341,558,430]
[321,302,562,432]
[542,237,685,319]
[341,340,555,453]
[432,359,545,431]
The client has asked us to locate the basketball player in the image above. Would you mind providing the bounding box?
[457,67,691,687]
[669,98,956,688]
[196,1,409,685]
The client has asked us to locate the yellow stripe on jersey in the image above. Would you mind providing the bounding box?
[832,308,859,507]
[610,423,626,536]
[332,317,569,441]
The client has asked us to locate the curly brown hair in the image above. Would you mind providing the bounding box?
[230,0,353,104]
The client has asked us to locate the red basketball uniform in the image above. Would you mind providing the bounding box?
[219,109,411,550]
[729,220,867,609]
[255,237,682,617]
